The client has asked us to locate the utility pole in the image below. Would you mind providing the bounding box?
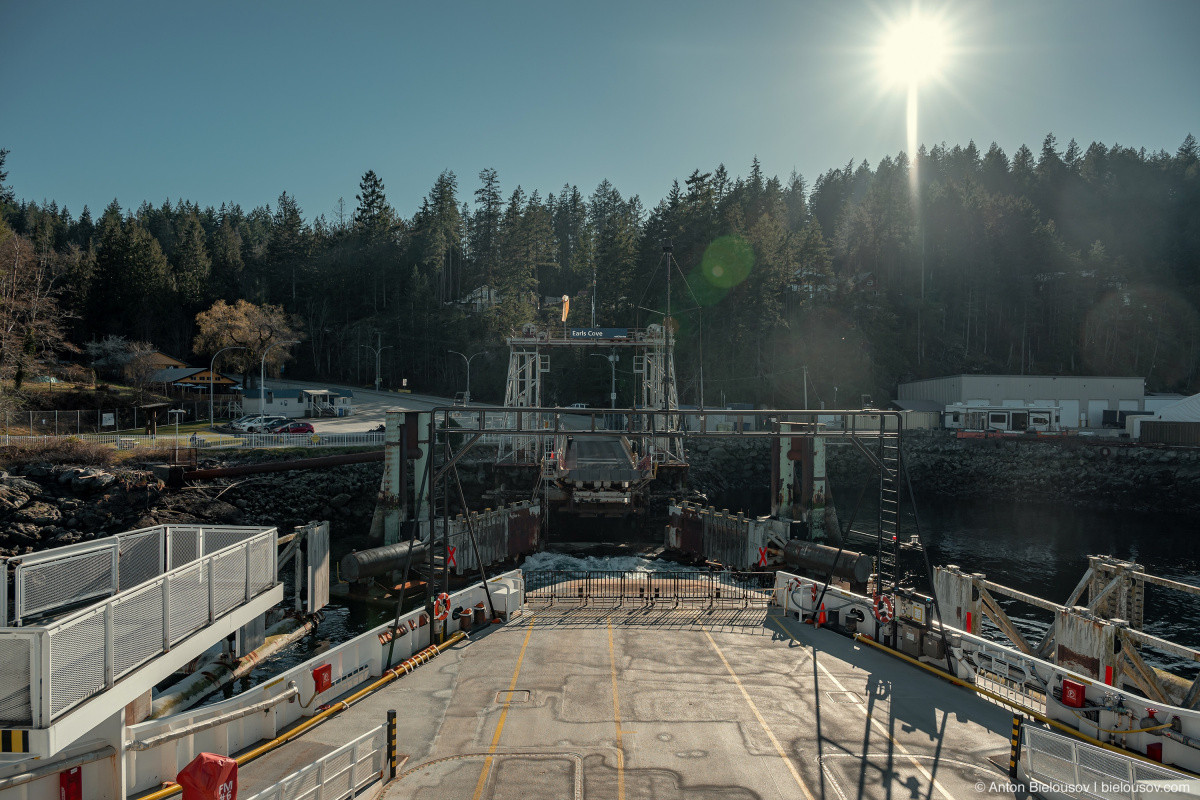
[803,365,809,409]
[361,334,393,392]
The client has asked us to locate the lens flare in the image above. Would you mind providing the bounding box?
[700,236,754,290]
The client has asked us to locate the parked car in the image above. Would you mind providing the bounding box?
[247,416,290,433]
[270,421,315,434]
[226,415,258,429]
[234,415,288,433]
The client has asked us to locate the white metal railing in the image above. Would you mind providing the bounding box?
[243,723,388,800]
[772,571,1200,775]
[0,432,385,449]
[124,570,526,796]
[3,524,274,626]
[1021,725,1191,799]
[0,528,277,727]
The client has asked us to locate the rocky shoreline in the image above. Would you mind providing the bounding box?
[3,432,1199,556]
[0,457,383,557]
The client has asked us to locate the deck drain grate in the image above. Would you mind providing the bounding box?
[496,689,531,703]
[825,691,863,704]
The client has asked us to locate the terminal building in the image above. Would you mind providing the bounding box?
[896,374,1158,430]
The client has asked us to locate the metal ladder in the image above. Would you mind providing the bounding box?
[875,420,902,597]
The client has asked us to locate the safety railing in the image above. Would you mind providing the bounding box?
[773,570,1200,776]
[0,528,277,727]
[524,570,776,608]
[243,722,388,800]
[1021,724,1190,799]
[124,570,525,796]
[2,524,276,626]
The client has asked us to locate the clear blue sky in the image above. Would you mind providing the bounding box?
[2,0,1197,220]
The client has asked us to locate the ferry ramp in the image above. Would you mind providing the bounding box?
[243,582,1022,799]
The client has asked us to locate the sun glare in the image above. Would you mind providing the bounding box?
[879,12,948,87]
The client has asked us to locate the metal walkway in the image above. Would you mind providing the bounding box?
[0,524,282,758]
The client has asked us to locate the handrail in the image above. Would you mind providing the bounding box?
[138,632,467,800]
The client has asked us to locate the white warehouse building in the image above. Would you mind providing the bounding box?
[896,375,1149,429]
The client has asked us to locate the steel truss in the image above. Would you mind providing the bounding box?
[497,325,685,465]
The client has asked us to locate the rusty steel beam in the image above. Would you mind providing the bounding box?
[979,587,1036,656]
[982,580,1064,614]
[185,450,383,480]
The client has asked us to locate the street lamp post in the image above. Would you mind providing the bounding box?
[448,350,484,404]
[260,341,298,421]
[209,345,250,429]
[590,351,618,408]
[168,408,185,464]
[361,341,394,392]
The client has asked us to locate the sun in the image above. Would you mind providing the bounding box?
[879,11,949,87]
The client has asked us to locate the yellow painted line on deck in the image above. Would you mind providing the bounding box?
[472,614,536,800]
[607,618,626,800]
[703,630,816,800]
[765,616,956,800]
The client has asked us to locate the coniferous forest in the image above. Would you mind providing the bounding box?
[1,133,1198,409]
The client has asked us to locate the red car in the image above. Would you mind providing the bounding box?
[270,421,315,434]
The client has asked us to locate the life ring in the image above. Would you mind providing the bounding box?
[433,593,450,621]
[1099,446,1111,458]
[811,584,818,604]
[874,595,894,625]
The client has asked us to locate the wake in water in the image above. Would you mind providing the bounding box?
[521,551,694,574]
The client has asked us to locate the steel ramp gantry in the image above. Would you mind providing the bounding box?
[0,525,283,759]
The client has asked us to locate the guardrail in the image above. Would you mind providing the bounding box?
[0,432,386,449]
[2,524,275,627]
[772,571,1200,775]
[123,570,525,796]
[244,722,389,800]
[1021,724,1189,799]
[525,570,776,608]
[0,528,277,727]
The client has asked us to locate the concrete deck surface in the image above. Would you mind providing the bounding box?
[237,603,1025,799]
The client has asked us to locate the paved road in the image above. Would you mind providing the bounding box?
[261,379,479,433]
[236,605,1022,799]
[262,378,599,434]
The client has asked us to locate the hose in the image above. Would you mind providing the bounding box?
[139,631,467,799]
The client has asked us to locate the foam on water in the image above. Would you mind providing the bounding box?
[520,551,693,574]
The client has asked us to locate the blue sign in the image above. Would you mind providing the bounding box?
[569,328,629,339]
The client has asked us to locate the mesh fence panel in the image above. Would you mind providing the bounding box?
[356,726,387,788]
[320,746,355,798]
[118,529,162,591]
[21,545,113,619]
[1132,760,1186,784]
[280,762,322,800]
[0,636,32,725]
[112,584,164,679]
[169,527,201,569]
[203,527,257,555]
[211,548,247,616]
[169,563,208,644]
[50,609,107,718]
[248,536,273,595]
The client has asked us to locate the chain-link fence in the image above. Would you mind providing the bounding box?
[0,399,232,436]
